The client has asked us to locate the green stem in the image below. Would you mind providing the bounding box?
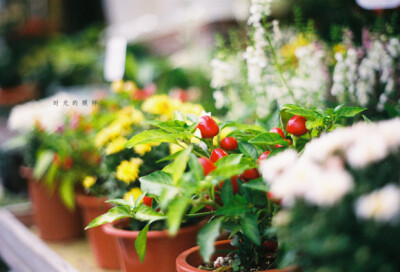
[185,211,215,218]
[265,34,298,104]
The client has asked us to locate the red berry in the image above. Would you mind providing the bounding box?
[217,176,239,194]
[197,116,219,138]
[263,240,278,251]
[286,115,308,136]
[258,151,271,165]
[220,137,238,150]
[143,196,153,207]
[63,156,73,170]
[210,148,228,163]
[239,168,260,182]
[198,157,216,175]
[275,139,292,148]
[270,127,285,138]
[267,192,282,205]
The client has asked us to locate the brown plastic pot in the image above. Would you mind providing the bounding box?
[22,167,83,241]
[76,194,120,269]
[176,240,283,272]
[103,220,201,272]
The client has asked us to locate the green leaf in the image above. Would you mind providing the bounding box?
[134,205,166,222]
[215,154,243,168]
[167,197,190,235]
[305,118,324,130]
[362,115,372,123]
[189,154,204,181]
[59,176,75,210]
[106,199,130,206]
[198,217,224,262]
[333,103,346,113]
[140,171,174,196]
[238,142,258,159]
[284,108,324,120]
[44,163,58,191]
[215,197,249,216]
[209,164,249,181]
[86,206,131,229]
[146,120,188,133]
[125,129,178,148]
[156,150,183,163]
[168,146,192,185]
[220,121,265,132]
[242,178,268,192]
[241,214,261,245]
[159,187,179,209]
[335,107,366,118]
[135,223,150,263]
[249,133,287,146]
[33,150,54,180]
[221,179,233,204]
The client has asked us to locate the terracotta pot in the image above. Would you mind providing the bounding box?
[176,240,282,272]
[22,167,83,241]
[76,194,120,269]
[103,221,201,272]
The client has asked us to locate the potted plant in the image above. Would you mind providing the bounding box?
[23,110,100,241]
[260,118,400,271]
[87,104,364,272]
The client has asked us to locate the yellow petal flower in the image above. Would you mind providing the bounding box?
[123,187,143,201]
[134,144,153,156]
[83,176,97,188]
[111,80,125,93]
[106,137,127,155]
[116,158,143,184]
[142,95,181,118]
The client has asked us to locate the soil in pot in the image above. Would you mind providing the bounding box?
[176,240,287,272]
[22,167,83,241]
[76,194,120,269]
[103,220,201,272]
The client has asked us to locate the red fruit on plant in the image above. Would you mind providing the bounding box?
[53,154,61,166]
[267,192,282,205]
[258,151,271,165]
[220,137,238,150]
[270,127,285,138]
[275,139,292,148]
[263,240,278,251]
[63,156,73,170]
[143,196,153,207]
[286,115,308,136]
[210,148,228,163]
[217,176,240,194]
[198,157,216,175]
[239,168,260,182]
[197,116,219,138]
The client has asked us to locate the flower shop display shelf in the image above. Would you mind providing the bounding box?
[0,205,119,272]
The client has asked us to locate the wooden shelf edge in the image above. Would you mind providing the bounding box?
[0,208,78,272]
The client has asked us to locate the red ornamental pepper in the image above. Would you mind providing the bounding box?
[263,240,278,251]
[210,148,228,163]
[198,157,216,175]
[239,168,260,182]
[217,176,240,194]
[269,127,285,138]
[63,156,74,170]
[143,196,153,207]
[220,137,238,150]
[197,116,219,138]
[267,192,282,205]
[258,151,271,165]
[286,115,308,136]
[275,139,292,148]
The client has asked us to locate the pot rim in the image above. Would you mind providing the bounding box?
[176,240,281,272]
[76,193,109,208]
[102,220,201,239]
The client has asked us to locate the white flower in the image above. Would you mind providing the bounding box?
[355,184,400,224]
[213,90,225,109]
[210,58,234,89]
[272,210,291,227]
[304,169,354,206]
[260,149,298,183]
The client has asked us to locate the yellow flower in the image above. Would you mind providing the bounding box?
[333,44,347,55]
[117,106,145,127]
[83,176,97,188]
[134,144,153,156]
[280,34,310,63]
[95,123,124,147]
[116,158,143,184]
[106,137,127,155]
[141,95,181,118]
[111,80,124,93]
[123,187,143,201]
[178,103,204,117]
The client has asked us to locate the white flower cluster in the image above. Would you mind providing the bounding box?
[7,92,91,133]
[210,58,237,89]
[260,118,400,208]
[355,184,400,224]
[331,38,400,111]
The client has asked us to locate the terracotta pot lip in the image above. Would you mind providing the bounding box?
[176,240,279,272]
[76,193,109,208]
[102,221,201,239]
[20,166,33,180]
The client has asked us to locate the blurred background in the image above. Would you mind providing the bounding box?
[0,0,399,202]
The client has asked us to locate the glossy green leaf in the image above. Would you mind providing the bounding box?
[215,197,249,216]
[189,154,204,181]
[168,146,192,185]
[198,217,224,262]
[242,178,268,192]
[215,154,243,168]
[59,176,75,210]
[241,214,261,245]
[221,179,233,204]
[139,171,174,196]
[167,197,190,235]
[33,150,54,180]
[135,223,150,263]
[134,205,166,222]
[125,129,178,148]
[249,133,287,146]
[85,206,131,229]
[335,107,366,118]
[305,118,324,130]
[238,142,258,159]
